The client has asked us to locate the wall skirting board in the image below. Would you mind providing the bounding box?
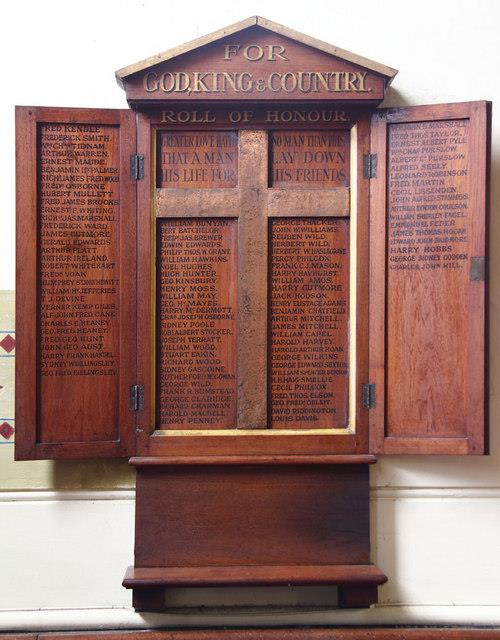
[3,486,500,502]
[1,488,500,629]
[3,607,500,632]
[3,629,500,639]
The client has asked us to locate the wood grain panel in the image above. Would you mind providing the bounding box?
[236,130,269,428]
[156,218,237,429]
[134,464,370,567]
[267,188,349,217]
[156,188,240,217]
[269,218,350,429]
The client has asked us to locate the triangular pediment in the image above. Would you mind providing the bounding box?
[116,17,397,104]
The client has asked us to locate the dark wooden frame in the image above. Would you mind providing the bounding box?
[135,108,372,458]
[15,106,137,459]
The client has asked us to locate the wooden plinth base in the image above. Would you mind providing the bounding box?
[129,459,384,611]
[123,564,386,609]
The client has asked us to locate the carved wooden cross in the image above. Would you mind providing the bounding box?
[155,130,350,429]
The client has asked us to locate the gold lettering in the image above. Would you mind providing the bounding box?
[173,72,191,93]
[160,72,175,92]
[344,71,358,92]
[239,72,253,92]
[244,44,264,61]
[143,72,159,92]
[221,72,237,92]
[357,71,369,92]
[316,72,330,92]
[223,43,289,61]
[192,72,210,93]
[329,72,341,92]
[229,110,253,123]
[144,70,370,95]
[160,110,215,123]
[282,72,297,92]
[161,110,175,123]
[223,44,240,60]
[265,109,349,123]
[268,73,281,92]
[268,44,288,61]
[266,110,280,123]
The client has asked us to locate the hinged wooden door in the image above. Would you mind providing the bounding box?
[15,106,137,459]
[369,101,490,454]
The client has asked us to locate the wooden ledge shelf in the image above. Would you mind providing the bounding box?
[124,565,387,610]
[123,564,387,587]
[130,455,377,466]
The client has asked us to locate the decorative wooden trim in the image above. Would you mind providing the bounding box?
[115,16,398,86]
[129,454,377,465]
[123,564,387,587]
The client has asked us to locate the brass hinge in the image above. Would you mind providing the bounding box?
[363,153,377,179]
[362,383,376,409]
[130,154,145,180]
[129,384,144,411]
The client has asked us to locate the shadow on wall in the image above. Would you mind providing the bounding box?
[380,87,414,109]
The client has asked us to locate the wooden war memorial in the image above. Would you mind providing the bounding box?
[14,16,491,610]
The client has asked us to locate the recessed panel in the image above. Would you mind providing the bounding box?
[37,122,121,443]
[269,217,350,429]
[157,130,238,188]
[270,130,350,187]
[156,218,237,429]
[387,118,471,437]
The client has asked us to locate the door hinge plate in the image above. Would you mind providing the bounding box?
[470,256,486,281]
[129,384,144,411]
[362,383,376,409]
[130,154,145,180]
[363,153,377,179]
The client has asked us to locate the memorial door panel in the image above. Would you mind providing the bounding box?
[15,106,137,460]
[369,101,490,455]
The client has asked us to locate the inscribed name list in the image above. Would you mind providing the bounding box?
[38,123,120,442]
[270,218,349,429]
[157,218,237,429]
[386,118,471,437]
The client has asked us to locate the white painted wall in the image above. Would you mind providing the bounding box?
[1,0,499,630]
